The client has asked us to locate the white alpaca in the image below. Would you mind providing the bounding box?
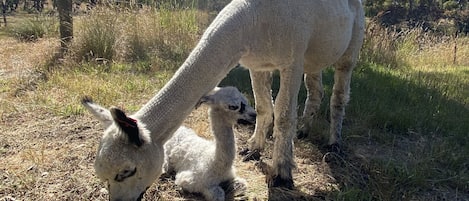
[83,0,364,200]
[163,86,256,201]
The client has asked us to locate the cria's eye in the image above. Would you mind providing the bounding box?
[115,167,137,182]
[228,105,239,110]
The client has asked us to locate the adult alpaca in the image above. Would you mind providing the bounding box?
[83,0,364,200]
[163,86,256,201]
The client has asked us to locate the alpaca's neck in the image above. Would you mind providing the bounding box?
[210,110,236,168]
[134,1,253,143]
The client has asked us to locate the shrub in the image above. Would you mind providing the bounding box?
[70,6,201,71]
[360,20,404,69]
[9,16,57,42]
[71,8,120,63]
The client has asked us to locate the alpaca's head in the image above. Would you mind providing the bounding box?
[198,86,256,125]
[81,97,164,201]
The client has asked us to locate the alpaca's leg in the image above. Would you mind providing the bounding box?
[329,13,363,147]
[203,186,225,201]
[298,71,323,138]
[245,71,273,159]
[329,64,351,146]
[270,64,303,189]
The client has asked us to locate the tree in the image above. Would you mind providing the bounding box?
[57,0,73,55]
[1,1,6,27]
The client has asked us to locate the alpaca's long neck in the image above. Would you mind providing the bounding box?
[210,110,236,168]
[134,1,253,144]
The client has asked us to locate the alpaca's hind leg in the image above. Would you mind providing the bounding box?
[244,71,273,161]
[270,64,303,189]
[329,54,358,147]
[329,12,364,147]
[298,71,324,138]
[329,64,351,146]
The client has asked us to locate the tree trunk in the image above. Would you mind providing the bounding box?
[1,1,6,27]
[57,0,73,54]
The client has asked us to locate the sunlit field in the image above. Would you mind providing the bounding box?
[1,3,468,201]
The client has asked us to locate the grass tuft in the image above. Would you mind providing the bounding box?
[8,16,57,42]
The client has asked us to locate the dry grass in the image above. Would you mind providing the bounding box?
[0,37,57,78]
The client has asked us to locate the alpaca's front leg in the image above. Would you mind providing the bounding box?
[298,71,324,138]
[270,64,303,189]
[244,71,273,160]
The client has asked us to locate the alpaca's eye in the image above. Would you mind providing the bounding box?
[115,167,137,182]
[228,105,239,111]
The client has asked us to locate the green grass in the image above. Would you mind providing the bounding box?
[32,64,173,116]
[346,63,469,200]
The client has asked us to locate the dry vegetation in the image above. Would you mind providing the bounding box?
[1,6,469,201]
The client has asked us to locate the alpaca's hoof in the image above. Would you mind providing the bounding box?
[268,175,294,189]
[239,148,261,162]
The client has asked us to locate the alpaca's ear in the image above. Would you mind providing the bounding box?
[81,96,113,129]
[110,107,144,147]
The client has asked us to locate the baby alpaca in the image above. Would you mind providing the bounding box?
[163,86,256,201]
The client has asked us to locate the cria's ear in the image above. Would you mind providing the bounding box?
[81,96,113,129]
[196,95,215,109]
[110,107,144,147]
[195,87,221,109]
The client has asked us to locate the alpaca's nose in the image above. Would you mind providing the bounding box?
[250,113,257,119]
